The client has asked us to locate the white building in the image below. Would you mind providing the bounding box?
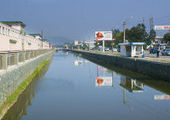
[0,21,51,52]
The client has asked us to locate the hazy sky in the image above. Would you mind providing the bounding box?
[0,0,170,44]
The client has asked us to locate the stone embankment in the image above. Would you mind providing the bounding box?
[0,49,55,119]
[69,49,170,81]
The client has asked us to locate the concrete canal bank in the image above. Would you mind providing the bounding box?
[69,50,170,81]
[0,50,55,119]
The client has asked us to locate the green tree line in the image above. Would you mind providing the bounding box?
[112,23,157,48]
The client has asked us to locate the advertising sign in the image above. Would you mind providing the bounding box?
[95,31,113,41]
[155,25,170,30]
[74,40,79,45]
[96,77,112,87]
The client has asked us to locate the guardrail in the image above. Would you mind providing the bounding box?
[0,49,52,70]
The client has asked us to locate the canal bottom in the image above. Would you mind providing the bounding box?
[2,51,170,120]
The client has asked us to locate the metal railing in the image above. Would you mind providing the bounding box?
[18,52,23,62]
[7,53,15,66]
[0,49,53,70]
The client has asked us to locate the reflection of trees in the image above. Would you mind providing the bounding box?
[1,57,53,120]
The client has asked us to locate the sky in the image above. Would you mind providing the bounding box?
[0,0,170,45]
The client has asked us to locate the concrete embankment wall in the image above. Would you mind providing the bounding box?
[70,50,170,81]
[0,50,54,106]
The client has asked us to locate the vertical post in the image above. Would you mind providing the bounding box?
[123,21,126,43]
[22,51,25,62]
[112,41,113,52]
[13,52,19,65]
[131,46,133,57]
[142,45,144,58]
[0,52,8,69]
[102,40,105,52]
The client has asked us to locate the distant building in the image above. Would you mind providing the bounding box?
[85,41,96,49]
[74,40,82,49]
[65,44,69,49]
[74,40,82,46]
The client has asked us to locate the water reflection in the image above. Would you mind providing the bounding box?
[1,57,52,120]
[96,65,113,87]
[120,76,144,93]
[80,53,170,95]
[120,75,144,105]
[3,52,170,120]
[74,56,83,66]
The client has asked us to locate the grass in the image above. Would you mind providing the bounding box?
[0,55,52,119]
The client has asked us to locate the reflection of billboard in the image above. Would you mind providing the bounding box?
[96,77,112,87]
[95,31,113,40]
[155,25,170,30]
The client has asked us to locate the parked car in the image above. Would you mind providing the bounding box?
[161,49,170,56]
[105,48,110,51]
[112,48,117,52]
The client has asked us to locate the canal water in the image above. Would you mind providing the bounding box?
[2,51,170,120]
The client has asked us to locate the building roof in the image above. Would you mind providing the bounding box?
[42,39,48,42]
[29,33,42,37]
[0,21,26,27]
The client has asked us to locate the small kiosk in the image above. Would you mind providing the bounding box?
[119,42,145,57]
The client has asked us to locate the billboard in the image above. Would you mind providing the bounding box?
[95,31,113,41]
[155,25,170,30]
[96,77,112,87]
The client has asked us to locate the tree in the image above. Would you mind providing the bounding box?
[113,32,123,47]
[112,29,120,37]
[82,43,88,50]
[127,24,148,42]
[164,32,170,44]
[149,29,156,41]
[111,24,150,47]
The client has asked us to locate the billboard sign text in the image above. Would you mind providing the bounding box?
[95,31,113,40]
[155,25,170,30]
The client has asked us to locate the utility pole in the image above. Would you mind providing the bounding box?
[149,17,154,31]
[123,21,126,43]
[102,40,105,52]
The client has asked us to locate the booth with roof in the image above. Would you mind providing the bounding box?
[118,42,145,57]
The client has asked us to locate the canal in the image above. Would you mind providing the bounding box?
[2,51,170,120]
